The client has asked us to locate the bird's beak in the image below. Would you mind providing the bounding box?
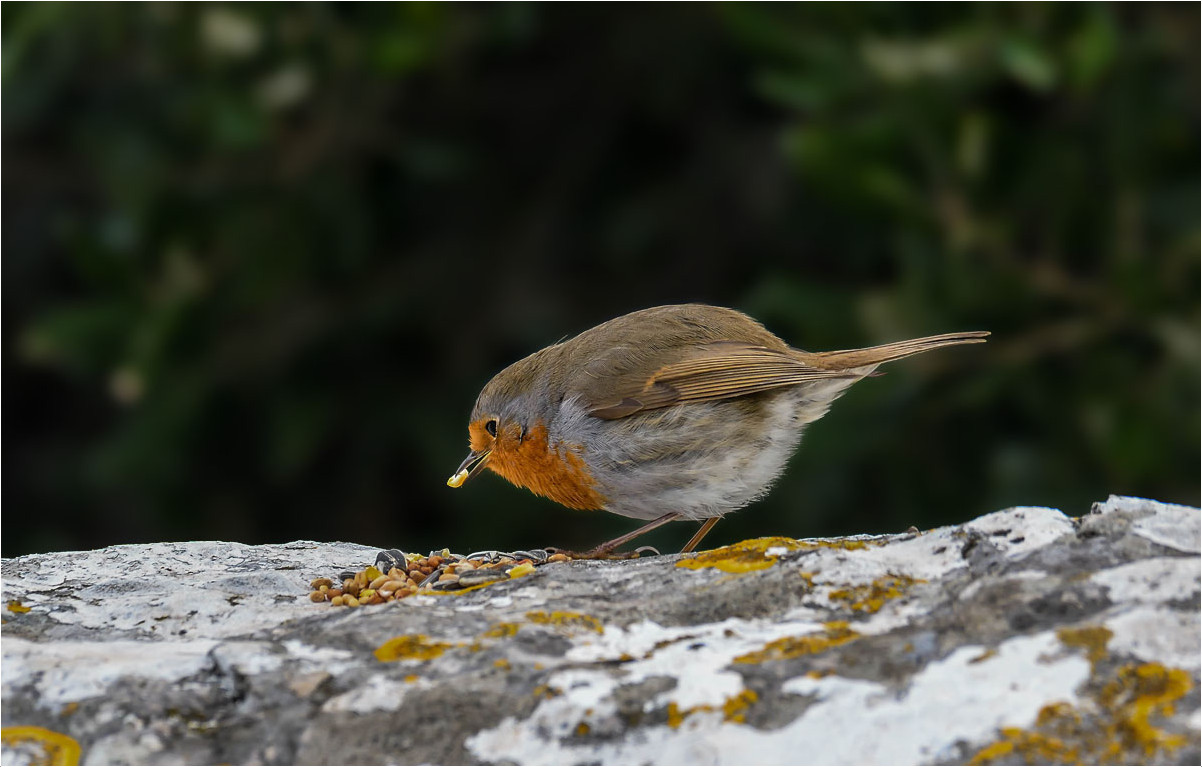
[447,449,492,488]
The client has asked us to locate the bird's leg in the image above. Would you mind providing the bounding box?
[679,518,720,554]
[551,512,682,560]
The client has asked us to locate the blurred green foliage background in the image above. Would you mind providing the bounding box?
[4,3,1198,557]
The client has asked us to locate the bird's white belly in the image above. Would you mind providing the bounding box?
[554,388,846,522]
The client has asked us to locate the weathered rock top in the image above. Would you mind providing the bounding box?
[2,495,1199,765]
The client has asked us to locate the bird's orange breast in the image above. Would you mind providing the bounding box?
[486,424,606,510]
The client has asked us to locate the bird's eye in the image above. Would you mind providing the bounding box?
[485,419,498,437]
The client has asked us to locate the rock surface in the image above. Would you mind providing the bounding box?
[2,496,1199,765]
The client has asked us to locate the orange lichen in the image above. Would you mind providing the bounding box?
[1099,663,1192,757]
[482,622,520,639]
[666,689,759,728]
[827,574,924,613]
[733,622,859,664]
[666,701,688,729]
[525,610,604,634]
[968,725,1078,766]
[721,689,759,723]
[676,537,805,573]
[968,663,1194,765]
[373,634,456,662]
[532,684,562,700]
[6,600,31,614]
[1057,626,1113,669]
[1,726,81,766]
[799,536,890,551]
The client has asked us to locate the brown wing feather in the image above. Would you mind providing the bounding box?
[586,342,856,419]
[558,305,985,421]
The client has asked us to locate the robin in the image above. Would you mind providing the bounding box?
[448,304,987,556]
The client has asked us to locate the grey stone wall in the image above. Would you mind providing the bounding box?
[2,496,1198,765]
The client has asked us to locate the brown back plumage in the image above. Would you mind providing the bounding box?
[551,305,988,420]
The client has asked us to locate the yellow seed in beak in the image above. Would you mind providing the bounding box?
[447,470,469,488]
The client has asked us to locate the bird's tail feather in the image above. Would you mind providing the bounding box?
[799,331,990,370]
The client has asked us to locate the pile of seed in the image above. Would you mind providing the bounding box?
[308,548,570,607]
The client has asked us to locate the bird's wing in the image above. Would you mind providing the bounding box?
[584,341,858,420]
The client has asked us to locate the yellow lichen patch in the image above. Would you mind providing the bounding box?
[482,622,520,639]
[403,674,420,683]
[493,658,511,670]
[967,738,1016,765]
[1,726,82,766]
[1057,625,1113,669]
[827,574,924,614]
[733,622,859,664]
[1100,663,1192,757]
[532,684,562,700]
[676,537,806,573]
[798,571,816,589]
[666,689,759,729]
[373,634,457,662]
[968,724,1081,766]
[525,611,604,634]
[6,600,31,614]
[666,702,688,729]
[968,663,1194,765]
[575,721,591,736]
[797,538,884,551]
[721,689,758,723]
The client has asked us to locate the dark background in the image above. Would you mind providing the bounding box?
[4,3,1198,558]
